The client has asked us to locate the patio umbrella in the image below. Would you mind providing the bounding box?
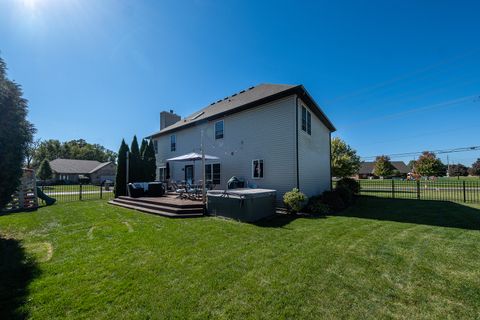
[166,152,219,162]
[166,152,219,205]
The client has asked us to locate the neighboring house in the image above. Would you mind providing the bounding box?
[148,83,336,202]
[49,159,116,185]
[356,161,410,179]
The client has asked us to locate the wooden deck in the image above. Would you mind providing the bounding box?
[108,194,205,218]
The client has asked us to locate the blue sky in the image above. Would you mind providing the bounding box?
[1,0,479,165]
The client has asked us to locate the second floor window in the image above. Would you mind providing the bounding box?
[153,140,158,154]
[170,135,176,152]
[301,106,311,135]
[215,120,224,139]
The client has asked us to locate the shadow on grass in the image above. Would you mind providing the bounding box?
[253,213,327,228]
[0,237,40,320]
[337,196,480,231]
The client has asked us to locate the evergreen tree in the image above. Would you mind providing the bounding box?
[139,139,148,181]
[142,139,157,182]
[0,56,35,209]
[114,140,129,197]
[373,155,394,178]
[130,135,141,182]
[37,159,53,182]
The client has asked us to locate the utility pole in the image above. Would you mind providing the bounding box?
[447,155,450,177]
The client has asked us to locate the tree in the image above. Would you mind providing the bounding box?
[448,164,469,178]
[129,135,141,182]
[32,139,116,167]
[415,151,444,177]
[470,159,480,177]
[373,155,394,178]
[0,56,35,209]
[25,138,41,168]
[139,139,148,181]
[407,160,416,171]
[114,140,129,197]
[331,137,360,178]
[36,159,53,182]
[142,139,157,182]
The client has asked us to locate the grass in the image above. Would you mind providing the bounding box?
[1,197,480,319]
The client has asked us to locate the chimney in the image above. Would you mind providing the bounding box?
[160,110,181,130]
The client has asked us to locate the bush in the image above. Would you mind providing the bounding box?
[336,177,360,194]
[336,187,354,205]
[321,190,346,212]
[283,188,307,213]
[305,196,331,215]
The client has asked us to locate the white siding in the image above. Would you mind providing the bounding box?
[297,97,331,197]
[154,96,298,202]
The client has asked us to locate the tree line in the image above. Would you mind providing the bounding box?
[25,138,117,168]
[114,136,156,197]
[331,137,480,179]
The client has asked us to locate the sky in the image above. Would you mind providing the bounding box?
[0,0,479,165]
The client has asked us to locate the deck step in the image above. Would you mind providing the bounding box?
[117,196,204,209]
[113,198,203,215]
[108,200,204,218]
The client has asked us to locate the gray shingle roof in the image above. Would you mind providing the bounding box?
[49,159,112,174]
[358,161,410,175]
[148,83,335,137]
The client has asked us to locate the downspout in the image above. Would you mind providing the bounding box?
[329,132,332,191]
[295,96,300,189]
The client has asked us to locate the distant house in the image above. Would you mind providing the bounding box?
[49,159,116,184]
[357,161,410,179]
[148,83,336,202]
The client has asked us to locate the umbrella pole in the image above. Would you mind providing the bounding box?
[201,129,206,205]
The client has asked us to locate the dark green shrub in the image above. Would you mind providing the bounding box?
[336,177,360,194]
[321,190,346,212]
[306,196,331,215]
[336,187,354,205]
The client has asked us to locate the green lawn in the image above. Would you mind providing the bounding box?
[1,198,480,319]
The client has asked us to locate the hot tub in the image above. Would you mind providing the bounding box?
[207,188,277,222]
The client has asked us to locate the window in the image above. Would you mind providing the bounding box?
[252,159,264,178]
[153,140,158,154]
[301,106,311,135]
[205,163,221,184]
[215,120,224,139]
[159,167,166,181]
[170,135,176,152]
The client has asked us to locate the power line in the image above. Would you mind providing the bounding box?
[360,145,480,161]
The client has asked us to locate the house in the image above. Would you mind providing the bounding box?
[148,84,336,202]
[49,159,116,185]
[356,161,410,179]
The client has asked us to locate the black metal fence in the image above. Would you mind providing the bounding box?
[38,184,114,204]
[354,179,480,203]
